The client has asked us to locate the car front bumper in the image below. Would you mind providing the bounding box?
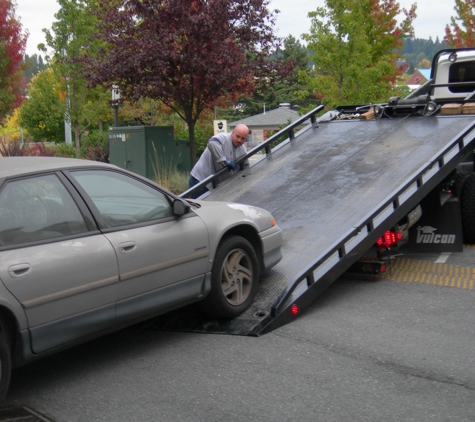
[259,225,283,272]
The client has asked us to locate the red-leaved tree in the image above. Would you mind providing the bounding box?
[0,0,27,122]
[445,0,475,47]
[86,0,288,165]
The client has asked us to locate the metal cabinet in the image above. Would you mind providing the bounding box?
[109,126,190,180]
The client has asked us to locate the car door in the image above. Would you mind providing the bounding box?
[0,173,119,354]
[67,169,210,321]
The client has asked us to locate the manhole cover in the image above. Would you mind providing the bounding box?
[0,405,54,421]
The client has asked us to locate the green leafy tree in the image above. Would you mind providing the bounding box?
[18,68,65,142]
[275,35,317,110]
[0,108,23,142]
[40,0,111,155]
[85,0,287,165]
[300,0,416,109]
[222,35,307,119]
[402,37,448,71]
[119,97,176,127]
[0,0,27,122]
[445,0,475,47]
[23,54,45,82]
[417,58,431,69]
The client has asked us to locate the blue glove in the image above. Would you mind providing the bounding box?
[224,161,236,171]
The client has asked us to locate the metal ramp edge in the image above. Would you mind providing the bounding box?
[251,115,475,335]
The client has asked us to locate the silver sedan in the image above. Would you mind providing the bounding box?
[0,157,282,399]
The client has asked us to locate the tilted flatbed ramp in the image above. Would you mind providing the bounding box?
[147,110,475,335]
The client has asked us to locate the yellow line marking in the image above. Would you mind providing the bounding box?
[380,251,475,291]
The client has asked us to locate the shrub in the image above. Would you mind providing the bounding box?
[80,131,109,162]
[0,140,55,157]
[55,143,77,158]
[174,122,214,157]
[0,140,28,156]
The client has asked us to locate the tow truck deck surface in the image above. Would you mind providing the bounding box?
[149,112,475,335]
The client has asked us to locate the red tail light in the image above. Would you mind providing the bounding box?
[290,304,299,315]
[376,230,402,248]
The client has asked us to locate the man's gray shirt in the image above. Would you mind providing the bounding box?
[190,132,248,189]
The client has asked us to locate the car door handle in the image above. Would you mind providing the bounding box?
[118,241,136,254]
[8,263,32,278]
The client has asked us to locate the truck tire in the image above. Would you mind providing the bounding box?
[0,333,11,402]
[458,171,475,244]
[199,236,259,319]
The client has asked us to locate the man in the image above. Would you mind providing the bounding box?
[189,124,249,198]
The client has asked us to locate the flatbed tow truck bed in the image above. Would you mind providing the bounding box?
[147,110,475,336]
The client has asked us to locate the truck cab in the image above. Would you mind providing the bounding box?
[408,48,475,103]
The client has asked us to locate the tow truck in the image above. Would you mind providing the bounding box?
[148,48,475,336]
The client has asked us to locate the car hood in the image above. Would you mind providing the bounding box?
[189,200,275,233]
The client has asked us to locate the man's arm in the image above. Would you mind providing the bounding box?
[208,137,227,167]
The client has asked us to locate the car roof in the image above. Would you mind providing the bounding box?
[0,157,116,179]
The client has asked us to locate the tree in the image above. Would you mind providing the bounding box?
[445,0,475,47]
[276,35,316,110]
[401,37,448,72]
[0,108,23,142]
[300,0,416,109]
[23,54,45,82]
[0,0,27,122]
[417,58,431,69]
[86,0,287,165]
[18,68,65,142]
[222,35,314,118]
[41,0,112,154]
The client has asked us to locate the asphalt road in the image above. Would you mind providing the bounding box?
[4,247,475,422]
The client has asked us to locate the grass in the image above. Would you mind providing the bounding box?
[150,144,189,194]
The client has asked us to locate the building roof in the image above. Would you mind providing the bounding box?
[419,69,431,80]
[229,106,300,130]
[407,68,432,87]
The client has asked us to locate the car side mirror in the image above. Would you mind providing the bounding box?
[173,198,190,216]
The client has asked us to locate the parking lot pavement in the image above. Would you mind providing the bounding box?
[4,245,475,421]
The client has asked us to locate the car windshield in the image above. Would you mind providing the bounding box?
[70,170,174,227]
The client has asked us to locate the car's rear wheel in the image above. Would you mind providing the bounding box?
[0,332,11,402]
[200,236,259,319]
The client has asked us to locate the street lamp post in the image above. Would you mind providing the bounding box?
[111,85,120,127]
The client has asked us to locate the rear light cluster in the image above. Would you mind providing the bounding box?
[376,230,402,248]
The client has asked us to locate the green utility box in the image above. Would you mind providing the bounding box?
[108,126,190,180]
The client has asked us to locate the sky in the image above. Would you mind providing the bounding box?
[16,0,457,57]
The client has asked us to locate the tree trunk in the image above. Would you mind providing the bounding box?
[74,123,80,157]
[188,119,197,169]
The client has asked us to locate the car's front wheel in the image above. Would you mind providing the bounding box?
[200,236,259,319]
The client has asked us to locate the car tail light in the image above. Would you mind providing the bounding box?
[290,304,299,315]
[376,230,402,248]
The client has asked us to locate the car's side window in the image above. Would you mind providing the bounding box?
[0,174,89,247]
[70,170,174,228]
